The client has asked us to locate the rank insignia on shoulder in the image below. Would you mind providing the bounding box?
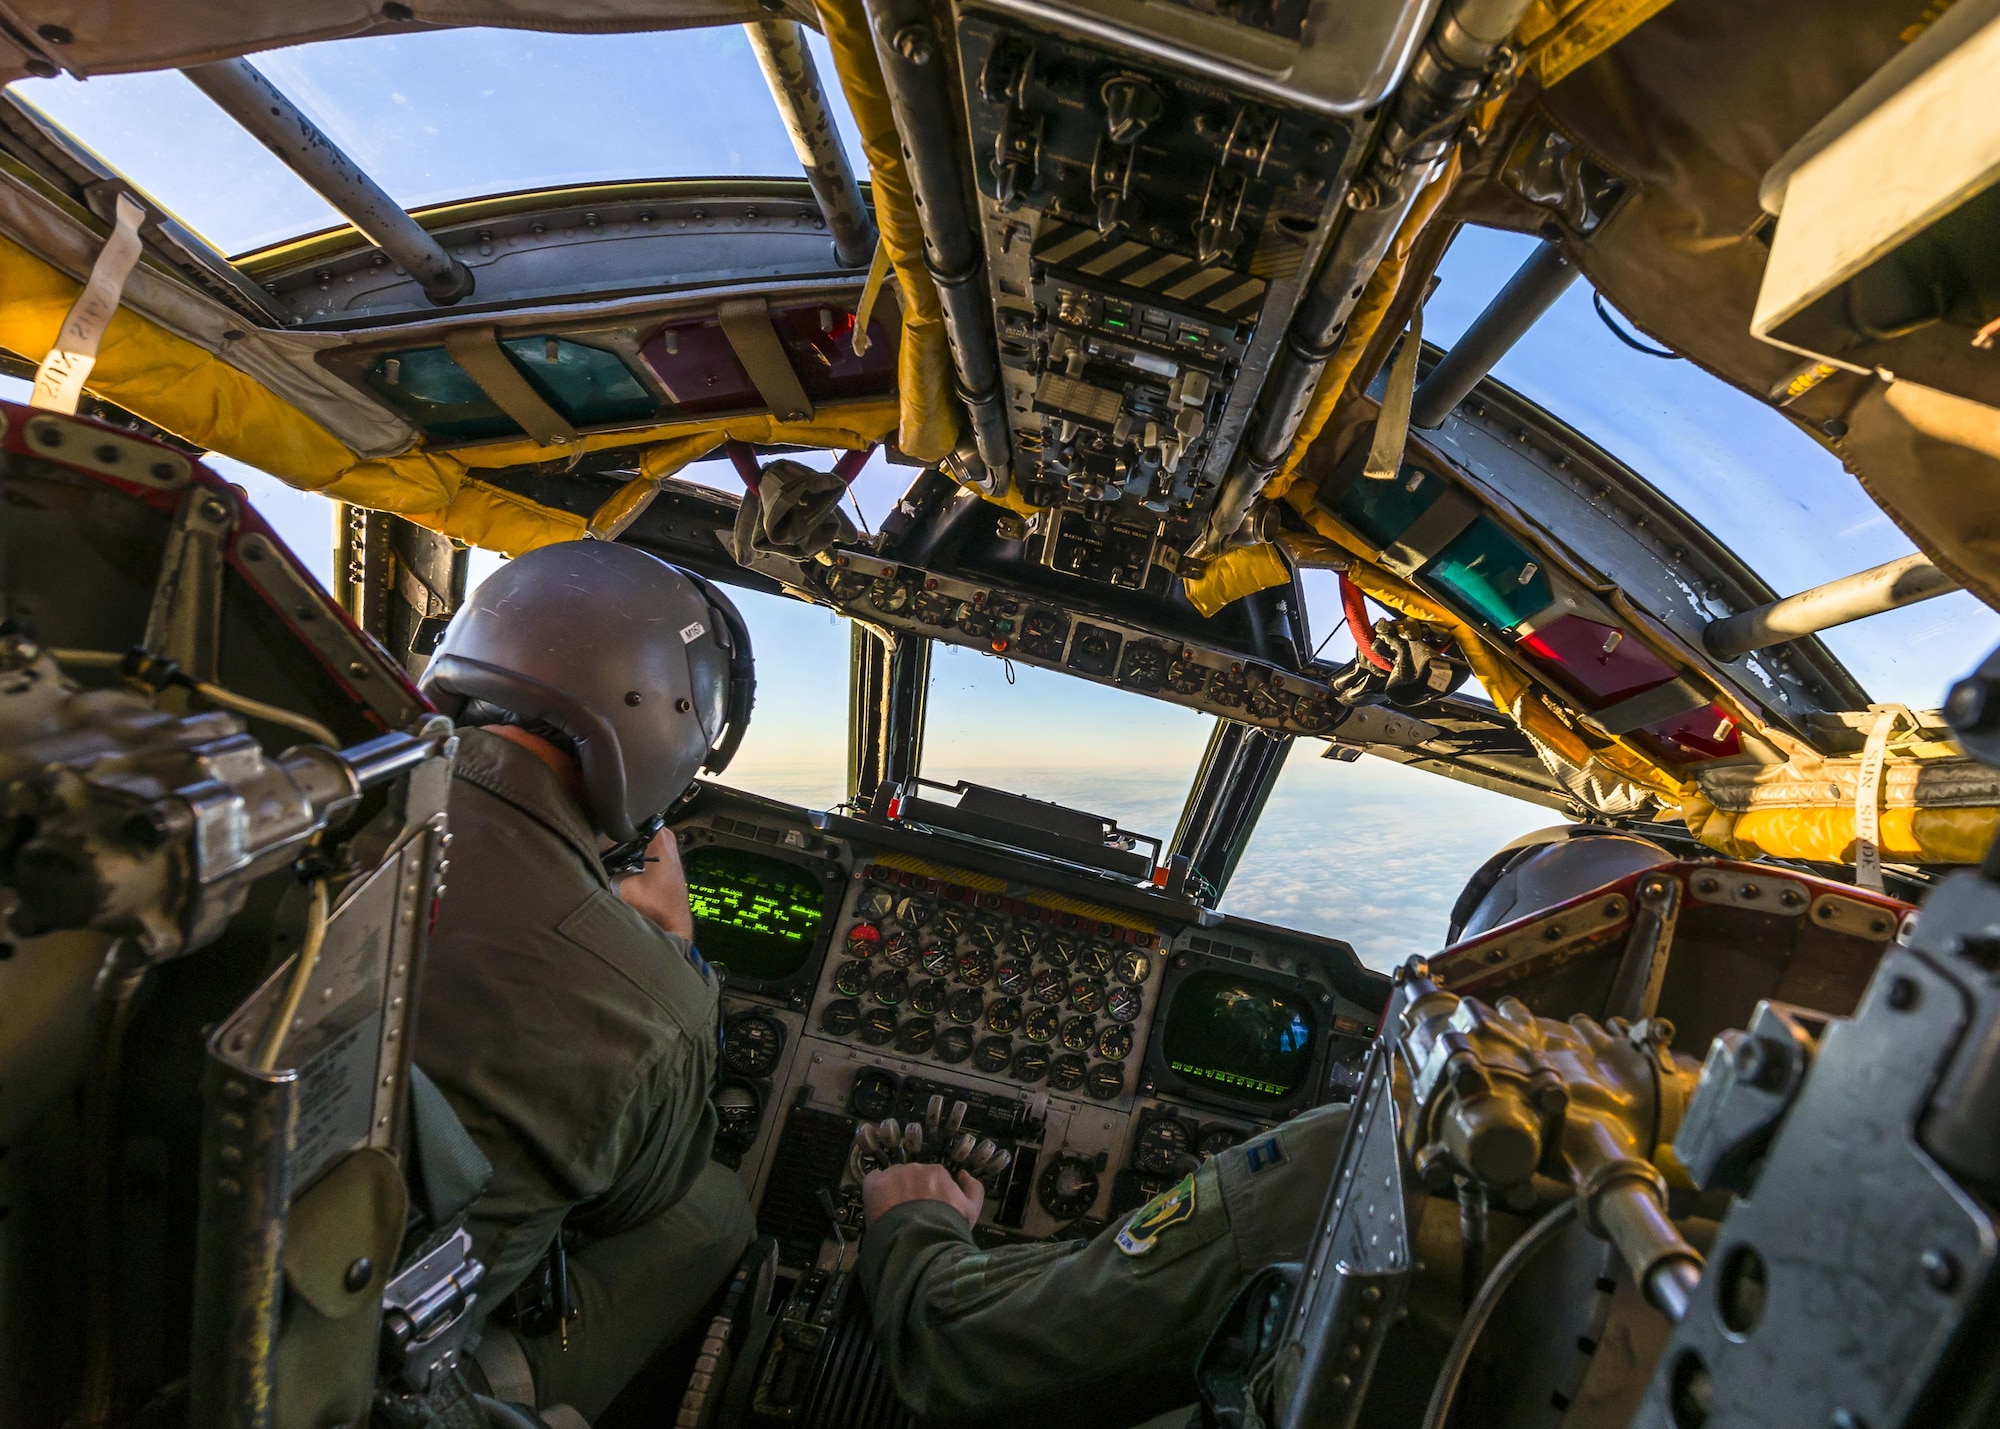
[1245,1138,1287,1174]
[1116,1172,1196,1257]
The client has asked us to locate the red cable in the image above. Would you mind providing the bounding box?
[722,439,762,494]
[832,444,876,484]
[1340,571,1396,671]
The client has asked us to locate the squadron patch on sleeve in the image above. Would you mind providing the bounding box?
[1115,1172,1196,1257]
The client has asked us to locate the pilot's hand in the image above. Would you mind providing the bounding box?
[863,1162,985,1229]
[618,826,694,940]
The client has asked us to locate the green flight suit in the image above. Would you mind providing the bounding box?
[419,728,754,1420]
[858,1102,1354,1429]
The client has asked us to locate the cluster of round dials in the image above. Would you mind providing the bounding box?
[821,884,1154,1100]
[1132,1112,1246,1177]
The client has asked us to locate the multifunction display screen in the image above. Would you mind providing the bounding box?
[1160,969,1317,1102]
[684,846,826,983]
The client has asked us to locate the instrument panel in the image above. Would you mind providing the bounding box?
[675,788,1386,1267]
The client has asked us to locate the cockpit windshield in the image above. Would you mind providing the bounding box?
[11,26,865,256]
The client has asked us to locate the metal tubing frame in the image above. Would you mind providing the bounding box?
[861,0,1012,472]
[1703,552,1958,661]
[182,59,475,305]
[1170,719,1294,900]
[849,624,931,802]
[1410,238,1576,429]
[746,19,877,268]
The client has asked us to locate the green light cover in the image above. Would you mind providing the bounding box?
[683,845,827,984]
[1421,515,1555,631]
[365,347,519,442]
[501,336,659,427]
[1330,461,1445,549]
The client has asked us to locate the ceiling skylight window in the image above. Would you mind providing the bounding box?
[8,24,865,258]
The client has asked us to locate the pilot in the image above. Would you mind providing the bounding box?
[414,539,755,1422]
[858,827,1675,1429]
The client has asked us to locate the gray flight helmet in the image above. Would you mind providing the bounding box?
[1447,826,1674,944]
[420,540,754,841]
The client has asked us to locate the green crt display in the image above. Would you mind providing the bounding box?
[1160,969,1318,1103]
[684,846,827,983]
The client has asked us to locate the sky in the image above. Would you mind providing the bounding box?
[8,26,1995,969]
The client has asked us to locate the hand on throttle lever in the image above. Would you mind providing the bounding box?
[856,1093,1012,1230]
[863,1162,986,1228]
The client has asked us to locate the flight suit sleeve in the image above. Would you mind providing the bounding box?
[858,1104,1353,1429]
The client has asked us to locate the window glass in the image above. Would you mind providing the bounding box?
[1222,748,1554,972]
[921,650,1211,850]
[702,588,852,814]
[11,27,865,257]
[1428,225,1999,708]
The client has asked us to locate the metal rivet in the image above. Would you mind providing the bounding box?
[37,23,73,43]
[625,691,643,706]
[1921,1247,1958,1291]
[676,697,692,712]
[344,1257,373,1291]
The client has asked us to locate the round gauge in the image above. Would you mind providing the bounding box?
[995,959,1030,996]
[870,969,908,1006]
[1059,1016,1097,1051]
[893,892,934,928]
[1023,1005,1061,1043]
[1042,933,1079,969]
[871,578,914,613]
[820,1000,861,1037]
[1011,1044,1051,1083]
[895,1017,938,1058]
[1007,925,1042,960]
[1085,1062,1125,1100]
[1134,1116,1194,1175]
[714,1080,763,1147]
[936,1027,974,1064]
[1068,978,1107,1015]
[984,997,1023,1034]
[909,978,946,1016]
[947,988,987,1025]
[856,886,896,921]
[1030,966,1069,1004]
[1037,1154,1100,1220]
[845,922,884,957]
[919,944,956,978]
[1115,949,1152,986]
[1106,986,1144,1024]
[1048,1054,1088,1093]
[1096,1024,1134,1062]
[824,566,874,603]
[880,931,920,969]
[832,960,872,998]
[956,949,996,986]
[848,1066,900,1121]
[858,1007,898,1046]
[1197,1125,1245,1159]
[934,907,969,940]
[1076,942,1115,978]
[974,1036,1014,1074]
[721,1012,785,1078]
[968,916,1007,950]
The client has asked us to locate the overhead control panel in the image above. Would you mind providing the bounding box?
[955,10,1363,580]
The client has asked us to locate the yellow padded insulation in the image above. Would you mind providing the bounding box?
[1681,798,1999,867]
[0,229,897,555]
[813,0,961,463]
